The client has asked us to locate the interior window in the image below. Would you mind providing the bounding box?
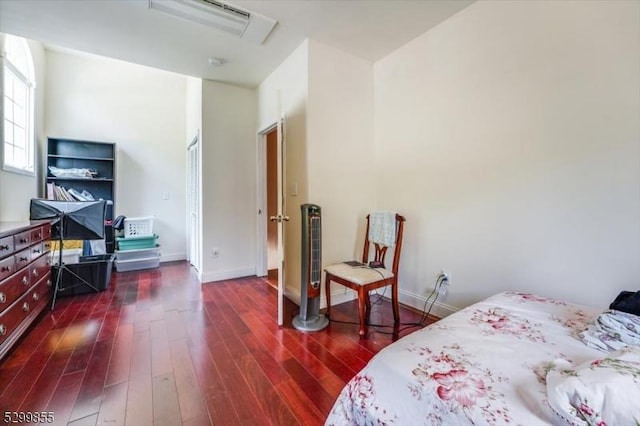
[2,34,35,175]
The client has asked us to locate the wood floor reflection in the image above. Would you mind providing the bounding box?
[0,261,430,425]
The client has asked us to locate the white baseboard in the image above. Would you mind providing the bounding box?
[284,287,356,309]
[398,289,458,319]
[321,289,458,319]
[283,286,458,319]
[284,288,300,305]
[201,273,458,319]
[326,291,357,309]
[160,252,186,263]
[201,266,255,283]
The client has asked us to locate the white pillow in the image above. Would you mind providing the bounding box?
[546,346,640,426]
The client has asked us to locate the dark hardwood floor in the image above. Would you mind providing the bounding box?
[0,261,431,426]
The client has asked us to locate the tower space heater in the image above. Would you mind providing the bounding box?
[293,204,329,332]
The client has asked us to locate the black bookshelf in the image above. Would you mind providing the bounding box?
[46,138,116,253]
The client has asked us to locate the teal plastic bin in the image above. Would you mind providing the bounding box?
[116,234,158,251]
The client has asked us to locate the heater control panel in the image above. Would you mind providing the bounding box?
[0,221,52,361]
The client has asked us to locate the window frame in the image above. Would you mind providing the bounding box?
[1,34,36,176]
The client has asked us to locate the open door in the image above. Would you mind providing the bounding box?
[258,118,287,326]
[270,117,288,326]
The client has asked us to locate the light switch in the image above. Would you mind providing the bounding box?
[162,191,170,200]
[288,182,298,196]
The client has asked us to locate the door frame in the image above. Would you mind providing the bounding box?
[187,131,201,273]
[257,120,286,325]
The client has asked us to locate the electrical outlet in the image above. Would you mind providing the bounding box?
[211,247,220,258]
[440,269,451,286]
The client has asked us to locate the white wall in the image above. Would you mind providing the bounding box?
[44,50,188,261]
[257,41,309,297]
[185,77,202,145]
[306,40,375,304]
[200,80,257,283]
[0,36,46,221]
[258,40,308,133]
[256,39,376,305]
[374,0,640,313]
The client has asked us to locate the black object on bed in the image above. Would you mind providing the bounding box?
[610,290,640,316]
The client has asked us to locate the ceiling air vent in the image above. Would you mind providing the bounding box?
[148,0,277,45]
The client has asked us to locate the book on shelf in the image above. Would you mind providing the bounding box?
[46,183,55,200]
[48,183,108,204]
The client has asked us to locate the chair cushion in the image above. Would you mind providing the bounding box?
[324,262,394,286]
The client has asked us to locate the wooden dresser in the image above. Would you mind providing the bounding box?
[0,221,52,361]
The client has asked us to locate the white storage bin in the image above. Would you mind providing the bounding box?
[50,248,83,265]
[115,255,160,272]
[115,245,161,261]
[124,216,154,238]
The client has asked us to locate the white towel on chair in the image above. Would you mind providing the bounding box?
[368,211,396,247]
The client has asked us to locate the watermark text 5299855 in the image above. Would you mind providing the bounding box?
[4,411,55,424]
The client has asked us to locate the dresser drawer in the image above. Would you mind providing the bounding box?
[0,272,50,346]
[30,254,51,284]
[0,302,24,346]
[0,282,42,343]
[14,248,31,271]
[43,240,52,254]
[30,242,45,260]
[0,256,15,282]
[42,224,52,241]
[0,236,13,259]
[13,230,31,252]
[30,227,44,243]
[0,268,31,314]
[28,273,51,312]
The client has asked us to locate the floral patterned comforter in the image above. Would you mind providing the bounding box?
[325,291,604,426]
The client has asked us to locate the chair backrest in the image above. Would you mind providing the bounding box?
[362,213,406,275]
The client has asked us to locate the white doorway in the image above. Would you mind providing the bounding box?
[257,120,287,325]
[266,127,279,285]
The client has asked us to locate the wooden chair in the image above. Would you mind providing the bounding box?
[324,213,406,337]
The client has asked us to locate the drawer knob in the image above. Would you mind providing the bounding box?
[32,293,39,301]
[0,324,6,336]
[22,276,29,285]
[0,244,9,251]
[19,238,28,244]
[22,302,29,312]
[19,257,28,262]
[0,293,5,303]
[33,269,39,278]
[1,266,10,272]
[33,248,41,254]
[47,279,52,287]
